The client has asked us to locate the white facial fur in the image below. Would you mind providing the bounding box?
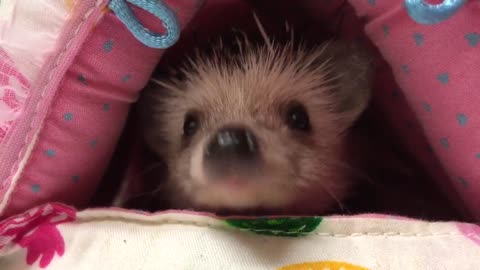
[141,37,372,214]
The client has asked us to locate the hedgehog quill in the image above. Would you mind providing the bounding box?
[137,15,373,215]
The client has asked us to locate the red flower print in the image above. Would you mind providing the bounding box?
[0,49,30,88]
[1,89,20,110]
[0,203,76,268]
[0,48,30,143]
[18,223,67,267]
[0,126,6,140]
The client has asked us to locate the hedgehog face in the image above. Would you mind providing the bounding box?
[142,38,372,214]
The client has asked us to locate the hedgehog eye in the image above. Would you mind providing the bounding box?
[286,103,311,132]
[183,112,199,137]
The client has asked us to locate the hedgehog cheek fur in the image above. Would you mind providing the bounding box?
[141,33,373,214]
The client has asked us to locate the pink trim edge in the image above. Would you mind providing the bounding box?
[0,0,108,217]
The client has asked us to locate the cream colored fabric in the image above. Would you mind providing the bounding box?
[0,204,478,270]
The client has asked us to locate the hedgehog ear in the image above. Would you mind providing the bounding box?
[324,41,374,129]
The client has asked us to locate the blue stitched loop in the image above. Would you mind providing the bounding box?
[404,0,467,25]
[109,0,180,48]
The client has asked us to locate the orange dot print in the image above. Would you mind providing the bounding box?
[278,261,369,270]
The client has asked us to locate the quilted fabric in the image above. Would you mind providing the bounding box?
[0,203,478,269]
[0,0,71,143]
[0,0,202,217]
[347,0,480,219]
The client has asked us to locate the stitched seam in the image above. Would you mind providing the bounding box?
[0,0,106,214]
[75,217,478,237]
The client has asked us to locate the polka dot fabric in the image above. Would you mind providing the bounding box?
[348,0,480,220]
[0,0,201,217]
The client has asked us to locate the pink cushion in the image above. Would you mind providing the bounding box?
[0,0,201,217]
[348,0,480,220]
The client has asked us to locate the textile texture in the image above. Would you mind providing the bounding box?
[0,203,478,269]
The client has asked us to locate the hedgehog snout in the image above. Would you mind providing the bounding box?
[203,126,261,179]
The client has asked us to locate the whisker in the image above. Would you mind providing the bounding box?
[326,158,374,185]
[129,185,166,200]
[140,162,166,176]
[296,175,350,214]
[322,184,349,214]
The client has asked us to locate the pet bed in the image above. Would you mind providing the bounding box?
[0,0,479,269]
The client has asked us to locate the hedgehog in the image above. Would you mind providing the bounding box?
[136,15,373,215]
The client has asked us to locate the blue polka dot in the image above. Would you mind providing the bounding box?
[90,139,98,148]
[401,65,410,74]
[440,138,449,148]
[437,72,449,84]
[45,149,56,157]
[413,32,424,45]
[31,184,40,193]
[368,0,375,5]
[64,112,73,121]
[78,74,87,85]
[422,102,432,112]
[458,177,468,188]
[382,25,390,37]
[103,103,110,111]
[465,32,479,47]
[103,39,114,52]
[456,113,468,126]
[476,153,480,159]
[71,175,80,183]
[121,74,131,82]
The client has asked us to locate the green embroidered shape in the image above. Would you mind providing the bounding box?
[225,217,322,237]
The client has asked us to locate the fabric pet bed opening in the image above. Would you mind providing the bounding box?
[1,0,477,223]
[92,0,472,223]
[1,1,479,269]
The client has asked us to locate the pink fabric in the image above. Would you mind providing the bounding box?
[0,49,30,142]
[345,0,480,220]
[0,0,202,217]
[0,1,70,145]
[0,203,75,268]
[457,223,480,246]
[0,0,109,218]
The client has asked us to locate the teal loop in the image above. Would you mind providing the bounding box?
[404,0,467,25]
[109,0,180,48]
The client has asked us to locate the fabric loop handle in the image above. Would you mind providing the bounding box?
[109,0,180,48]
[404,0,467,25]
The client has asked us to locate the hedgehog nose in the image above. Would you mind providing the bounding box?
[206,127,258,162]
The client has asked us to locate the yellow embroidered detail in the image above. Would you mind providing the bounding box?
[278,261,369,270]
